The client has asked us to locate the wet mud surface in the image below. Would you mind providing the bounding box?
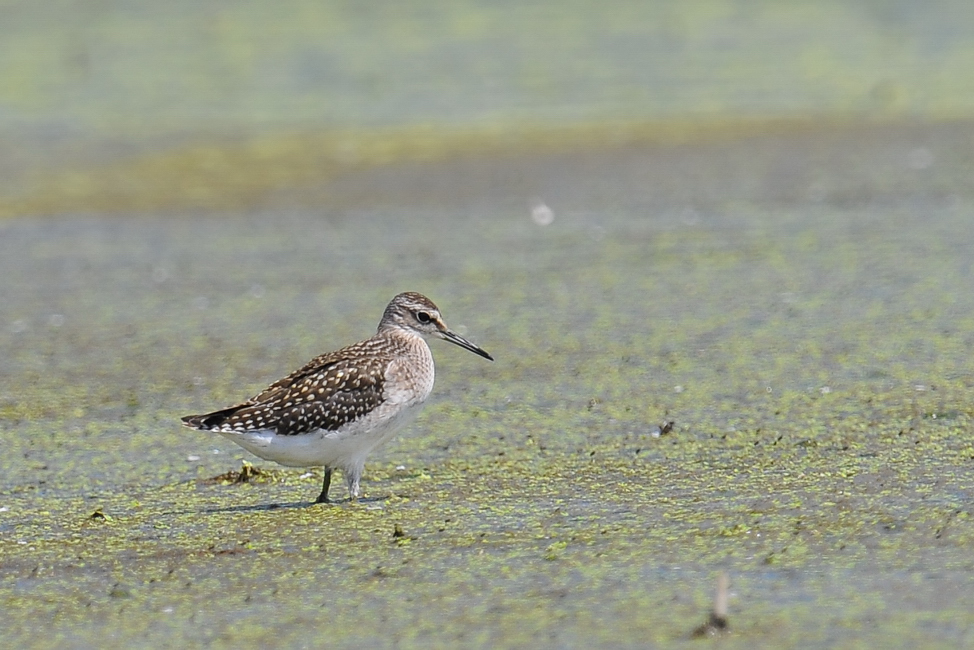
[2,120,974,647]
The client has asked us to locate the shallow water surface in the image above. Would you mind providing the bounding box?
[2,120,974,646]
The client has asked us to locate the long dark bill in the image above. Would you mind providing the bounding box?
[442,330,493,361]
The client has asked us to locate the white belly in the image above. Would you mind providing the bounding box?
[217,399,425,471]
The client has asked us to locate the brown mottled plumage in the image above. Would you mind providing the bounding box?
[182,292,492,504]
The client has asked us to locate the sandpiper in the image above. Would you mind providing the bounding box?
[182,292,492,503]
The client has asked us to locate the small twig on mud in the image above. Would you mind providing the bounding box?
[691,572,730,638]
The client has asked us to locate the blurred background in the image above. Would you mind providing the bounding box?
[3,0,974,217]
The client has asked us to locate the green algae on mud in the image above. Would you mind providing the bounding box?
[0,115,925,219]
[4,435,974,647]
[4,121,974,646]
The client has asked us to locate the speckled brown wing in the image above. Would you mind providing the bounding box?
[182,341,393,435]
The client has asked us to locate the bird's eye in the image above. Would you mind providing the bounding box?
[416,311,432,324]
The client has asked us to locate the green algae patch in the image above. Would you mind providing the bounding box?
[4,437,974,647]
[0,115,904,220]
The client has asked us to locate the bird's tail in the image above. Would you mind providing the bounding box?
[181,405,246,430]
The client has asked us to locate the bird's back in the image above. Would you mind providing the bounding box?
[181,332,431,437]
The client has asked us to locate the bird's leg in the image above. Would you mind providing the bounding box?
[315,468,332,504]
[346,465,362,501]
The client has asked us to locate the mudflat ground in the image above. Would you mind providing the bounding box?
[2,118,974,647]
